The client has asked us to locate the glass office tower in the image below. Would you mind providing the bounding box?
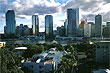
[5,10,16,36]
[67,8,79,37]
[32,15,39,36]
[95,14,102,37]
[45,15,53,40]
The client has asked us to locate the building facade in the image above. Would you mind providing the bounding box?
[5,10,16,36]
[88,22,95,37]
[57,26,66,37]
[84,23,91,37]
[94,41,110,63]
[103,22,110,38]
[32,15,39,36]
[95,14,102,37]
[22,25,31,36]
[80,20,85,29]
[64,19,68,36]
[45,15,53,40]
[67,8,79,36]
[16,24,23,37]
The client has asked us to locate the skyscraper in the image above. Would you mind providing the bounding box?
[87,22,95,37]
[45,15,53,40]
[67,8,79,36]
[103,22,110,38]
[64,19,68,36]
[84,23,91,37]
[5,10,16,36]
[95,14,102,37]
[32,15,39,36]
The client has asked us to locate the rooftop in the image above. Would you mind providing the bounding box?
[45,59,53,64]
[23,48,65,64]
[93,69,110,73]
[15,47,27,50]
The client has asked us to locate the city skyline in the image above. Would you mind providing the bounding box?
[0,0,110,34]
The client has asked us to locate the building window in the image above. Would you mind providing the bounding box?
[97,45,100,48]
[29,65,33,68]
[39,66,43,68]
[40,71,43,73]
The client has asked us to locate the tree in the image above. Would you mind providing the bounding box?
[22,44,43,58]
[0,47,24,73]
[57,44,78,73]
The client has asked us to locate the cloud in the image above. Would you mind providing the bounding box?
[61,0,110,21]
[103,12,110,22]
[0,0,109,21]
[22,5,60,15]
[0,0,61,19]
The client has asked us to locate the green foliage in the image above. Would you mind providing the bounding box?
[22,44,43,58]
[21,66,30,73]
[0,47,24,73]
[58,45,77,73]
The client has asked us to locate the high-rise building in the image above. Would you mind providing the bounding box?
[67,8,79,36]
[22,25,30,36]
[103,22,110,38]
[88,22,95,37]
[106,22,110,27]
[57,27,61,36]
[84,23,91,37]
[64,19,68,36]
[57,26,66,37]
[32,15,39,36]
[16,24,23,37]
[78,20,86,36]
[95,14,102,37]
[5,10,16,36]
[45,15,53,40]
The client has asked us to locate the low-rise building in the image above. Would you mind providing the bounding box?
[21,48,66,73]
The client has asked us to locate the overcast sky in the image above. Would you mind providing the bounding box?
[0,0,110,33]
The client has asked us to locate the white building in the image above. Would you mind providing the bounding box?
[22,48,66,73]
[87,22,95,37]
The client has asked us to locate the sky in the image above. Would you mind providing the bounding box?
[0,0,110,34]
